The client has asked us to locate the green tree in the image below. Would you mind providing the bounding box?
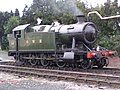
[10,10,14,16]
[4,16,20,34]
[24,0,84,25]
[14,8,20,16]
[21,5,36,24]
[0,11,13,49]
[2,16,20,50]
[88,0,120,54]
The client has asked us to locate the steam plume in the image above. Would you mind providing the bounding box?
[55,0,84,16]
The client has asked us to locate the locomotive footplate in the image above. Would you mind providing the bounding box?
[59,52,75,63]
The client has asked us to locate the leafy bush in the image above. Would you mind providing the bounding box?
[98,34,120,54]
[1,35,9,50]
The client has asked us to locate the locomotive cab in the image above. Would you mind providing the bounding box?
[12,24,30,38]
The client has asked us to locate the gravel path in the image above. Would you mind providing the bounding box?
[0,51,14,61]
[0,72,117,90]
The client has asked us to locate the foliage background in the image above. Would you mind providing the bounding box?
[1,0,120,54]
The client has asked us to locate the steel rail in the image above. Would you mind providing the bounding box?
[1,61,120,76]
[0,65,120,88]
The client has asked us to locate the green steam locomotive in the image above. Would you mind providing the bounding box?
[7,15,114,69]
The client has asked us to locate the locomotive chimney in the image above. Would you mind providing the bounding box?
[76,15,86,24]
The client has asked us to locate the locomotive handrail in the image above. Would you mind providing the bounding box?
[82,43,92,51]
[87,11,120,20]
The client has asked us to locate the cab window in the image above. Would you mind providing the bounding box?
[38,26,46,31]
[25,27,34,33]
[14,30,21,38]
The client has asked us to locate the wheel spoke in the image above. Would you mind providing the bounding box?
[29,59,38,66]
[40,55,49,67]
[56,61,66,68]
[29,55,38,66]
[80,59,92,69]
[97,57,106,69]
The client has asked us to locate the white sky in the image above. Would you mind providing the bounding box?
[0,0,33,15]
[81,0,115,7]
[0,0,119,15]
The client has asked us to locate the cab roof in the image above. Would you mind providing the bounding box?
[12,24,30,32]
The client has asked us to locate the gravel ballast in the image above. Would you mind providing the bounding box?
[0,72,118,90]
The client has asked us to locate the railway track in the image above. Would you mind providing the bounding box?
[1,61,120,76]
[0,64,120,88]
